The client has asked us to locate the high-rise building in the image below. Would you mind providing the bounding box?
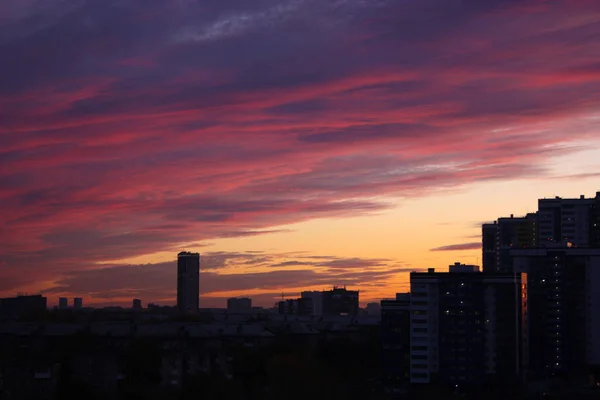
[591,193,600,247]
[511,247,600,378]
[381,293,411,395]
[409,263,527,387]
[227,297,252,313]
[322,286,359,316]
[538,193,600,247]
[482,223,499,273]
[300,291,323,315]
[58,297,68,309]
[132,299,142,309]
[482,213,537,273]
[177,251,200,314]
[73,297,83,309]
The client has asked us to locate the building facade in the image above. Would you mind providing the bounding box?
[322,287,359,316]
[132,299,142,309]
[227,297,252,313]
[300,291,323,316]
[538,193,599,247]
[482,213,537,273]
[381,293,411,396]
[511,247,600,378]
[277,297,313,316]
[58,298,68,309]
[0,295,47,320]
[177,252,200,314]
[73,298,83,309]
[409,264,526,387]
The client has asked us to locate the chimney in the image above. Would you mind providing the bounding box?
[428,268,435,273]
[580,195,585,199]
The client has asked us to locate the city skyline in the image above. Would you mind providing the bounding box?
[2,0,600,308]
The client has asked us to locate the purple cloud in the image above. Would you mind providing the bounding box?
[0,0,599,302]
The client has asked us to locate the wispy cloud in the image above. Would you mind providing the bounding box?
[1,0,599,301]
[174,0,304,43]
[430,242,481,252]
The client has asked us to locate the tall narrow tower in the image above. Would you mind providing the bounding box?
[177,252,200,314]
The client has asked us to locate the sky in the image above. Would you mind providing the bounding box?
[1,0,600,308]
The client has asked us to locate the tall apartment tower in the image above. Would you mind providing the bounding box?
[538,192,600,247]
[409,263,527,388]
[482,213,537,273]
[73,297,83,309]
[177,251,200,314]
[132,298,142,309]
[482,191,600,274]
[511,247,600,378]
[58,297,68,309]
[381,293,411,395]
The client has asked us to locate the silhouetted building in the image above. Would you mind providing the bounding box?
[381,293,411,396]
[512,247,600,379]
[366,302,381,316]
[448,262,479,273]
[58,297,68,309]
[538,193,599,247]
[227,297,252,313]
[592,193,600,247]
[322,286,359,316]
[278,297,313,316]
[132,299,142,309]
[484,192,600,274]
[0,294,47,319]
[177,252,200,314]
[482,214,537,273]
[73,297,83,309]
[301,291,323,315]
[409,264,526,388]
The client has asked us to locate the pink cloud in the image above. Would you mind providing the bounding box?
[1,0,600,302]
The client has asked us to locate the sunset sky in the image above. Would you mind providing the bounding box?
[1,0,600,308]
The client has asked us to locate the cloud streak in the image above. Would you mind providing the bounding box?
[430,242,481,252]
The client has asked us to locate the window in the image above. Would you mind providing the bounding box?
[411,346,428,351]
[413,327,428,333]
